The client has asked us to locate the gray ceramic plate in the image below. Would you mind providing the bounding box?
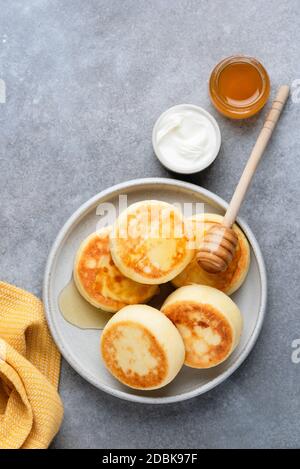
[43,178,267,404]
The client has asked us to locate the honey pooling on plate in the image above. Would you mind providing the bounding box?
[209,56,270,119]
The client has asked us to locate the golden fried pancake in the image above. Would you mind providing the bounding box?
[110,200,194,285]
[74,227,158,312]
[101,304,185,389]
[172,213,250,295]
[161,285,243,369]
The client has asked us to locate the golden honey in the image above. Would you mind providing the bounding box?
[209,56,270,119]
[59,278,113,329]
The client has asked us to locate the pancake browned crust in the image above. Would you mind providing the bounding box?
[109,200,194,285]
[161,285,243,369]
[74,227,158,312]
[102,321,168,389]
[101,305,185,389]
[172,213,250,295]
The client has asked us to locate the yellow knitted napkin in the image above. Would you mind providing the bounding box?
[0,281,63,449]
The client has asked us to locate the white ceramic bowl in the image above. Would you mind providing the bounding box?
[152,104,221,174]
[43,178,267,404]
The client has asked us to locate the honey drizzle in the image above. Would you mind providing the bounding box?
[58,278,114,329]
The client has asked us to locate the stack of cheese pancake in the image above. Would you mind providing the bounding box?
[74,226,158,312]
[73,200,250,390]
[172,213,250,295]
[110,200,194,284]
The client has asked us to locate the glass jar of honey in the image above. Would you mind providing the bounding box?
[209,56,270,119]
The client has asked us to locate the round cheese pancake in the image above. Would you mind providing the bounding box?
[172,213,250,295]
[74,227,158,312]
[101,304,185,390]
[110,200,194,285]
[161,285,243,369]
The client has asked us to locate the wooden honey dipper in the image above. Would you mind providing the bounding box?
[197,85,289,273]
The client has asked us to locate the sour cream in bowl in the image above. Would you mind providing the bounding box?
[152,104,221,174]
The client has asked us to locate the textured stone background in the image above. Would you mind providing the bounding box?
[0,0,299,449]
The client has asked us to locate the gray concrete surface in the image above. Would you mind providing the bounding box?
[0,0,299,449]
